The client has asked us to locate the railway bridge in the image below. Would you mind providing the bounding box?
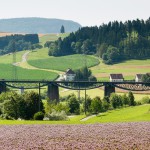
[0,80,150,102]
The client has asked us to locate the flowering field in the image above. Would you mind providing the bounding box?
[0,122,149,150]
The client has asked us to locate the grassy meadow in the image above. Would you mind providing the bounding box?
[28,54,100,71]
[59,87,150,101]
[86,104,150,123]
[39,33,69,45]
[0,64,58,80]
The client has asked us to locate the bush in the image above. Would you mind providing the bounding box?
[45,101,70,115]
[45,109,68,121]
[110,93,122,109]
[91,96,103,114]
[34,111,44,120]
[121,94,129,106]
[68,95,80,114]
[141,96,150,104]
[128,91,135,106]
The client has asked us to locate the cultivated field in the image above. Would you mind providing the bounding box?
[91,59,150,80]
[0,122,149,149]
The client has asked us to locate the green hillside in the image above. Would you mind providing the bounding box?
[40,33,69,45]
[86,104,150,123]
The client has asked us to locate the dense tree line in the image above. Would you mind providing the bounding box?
[47,18,150,64]
[0,34,40,55]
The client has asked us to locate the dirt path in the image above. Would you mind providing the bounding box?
[80,115,96,121]
[14,51,64,75]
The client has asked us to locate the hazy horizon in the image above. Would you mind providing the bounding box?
[0,0,150,26]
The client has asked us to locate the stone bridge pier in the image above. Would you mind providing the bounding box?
[47,83,59,103]
[0,81,6,94]
[104,84,115,97]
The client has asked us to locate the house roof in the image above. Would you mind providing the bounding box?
[65,68,75,75]
[136,74,145,79]
[110,74,124,79]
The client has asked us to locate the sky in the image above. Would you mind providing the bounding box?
[0,0,150,26]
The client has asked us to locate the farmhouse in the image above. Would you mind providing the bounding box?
[135,74,144,82]
[63,68,76,81]
[109,74,124,82]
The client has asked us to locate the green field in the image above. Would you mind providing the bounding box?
[0,51,27,64]
[28,54,100,71]
[39,33,69,45]
[86,104,150,123]
[0,64,58,80]
[91,59,150,80]
[0,105,149,125]
[60,88,150,101]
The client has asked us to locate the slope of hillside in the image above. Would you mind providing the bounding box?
[0,18,81,33]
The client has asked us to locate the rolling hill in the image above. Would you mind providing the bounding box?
[0,17,81,33]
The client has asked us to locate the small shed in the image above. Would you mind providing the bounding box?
[110,74,124,82]
[64,68,76,81]
[135,74,144,82]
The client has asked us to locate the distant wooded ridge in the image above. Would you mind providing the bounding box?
[0,18,81,33]
[0,34,41,55]
[48,17,150,64]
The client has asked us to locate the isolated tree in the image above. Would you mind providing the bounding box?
[60,25,65,33]
[128,91,135,106]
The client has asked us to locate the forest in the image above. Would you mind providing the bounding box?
[0,34,40,55]
[47,18,150,64]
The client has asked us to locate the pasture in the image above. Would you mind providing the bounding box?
[60,87,150,101]
[39,33,69,45]
[28,54,100,71]
[0,64,58,80]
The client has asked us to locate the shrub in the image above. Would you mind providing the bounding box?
[141,96,150,104]
[110,93,122,109]
[68,95,80,114]
[34,111,44,120]
[45,101,70,115]
[45,109,68,121]
[83,95,92,113]
[91,96,103,114]
[121,94,129,106]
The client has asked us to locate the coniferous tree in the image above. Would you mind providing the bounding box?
[60,25,65,33]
